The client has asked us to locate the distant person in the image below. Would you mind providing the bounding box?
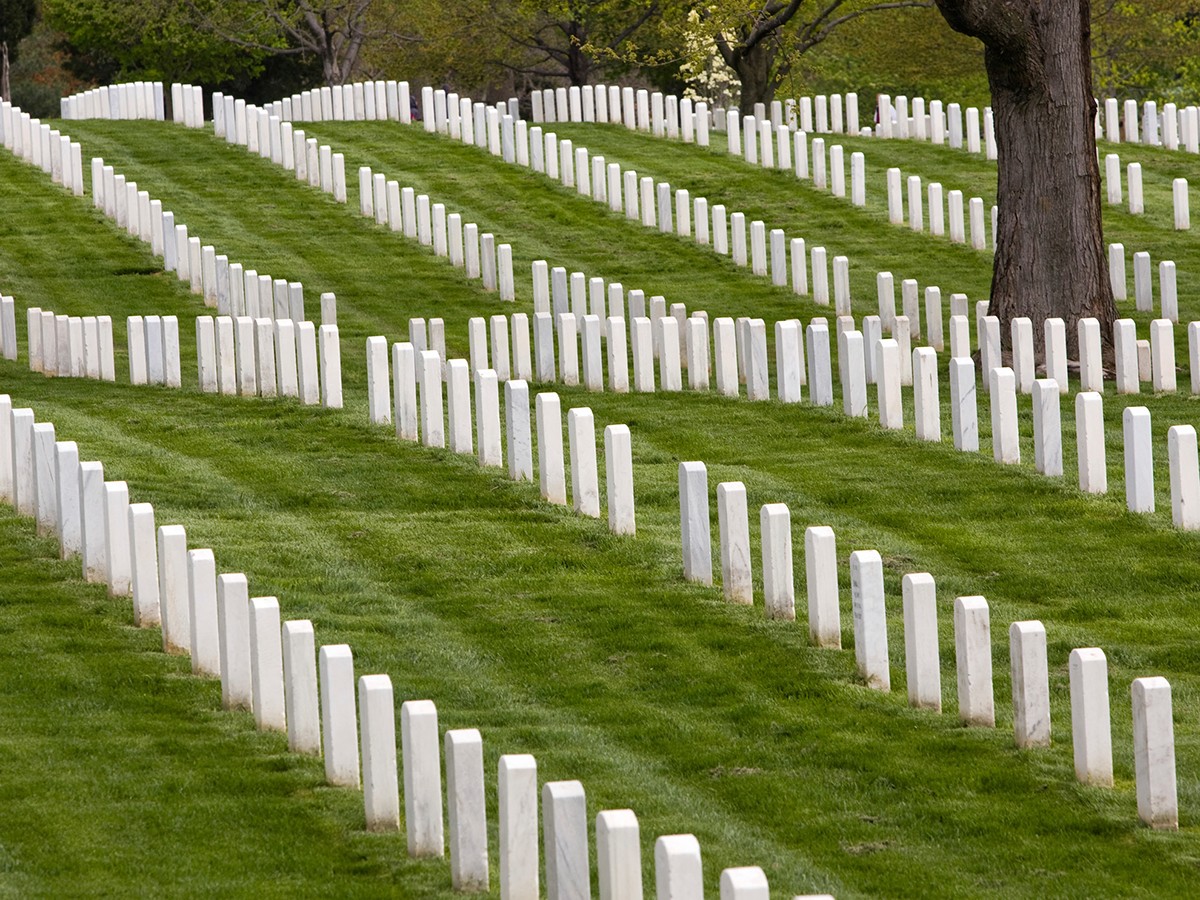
[411,96,421,122]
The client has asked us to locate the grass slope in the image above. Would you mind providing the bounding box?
[0,119,1197,896]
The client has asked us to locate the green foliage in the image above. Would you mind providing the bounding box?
[7,20,88,117]
[0,0,37,62]
[369,0,683,93]
[1092,0,1200,101]
[790,6,988,106]
[41,0,281,86]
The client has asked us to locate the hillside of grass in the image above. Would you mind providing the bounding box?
[0,113,1198,896]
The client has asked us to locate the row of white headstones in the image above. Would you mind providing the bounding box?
[1097,96,1200,153]
[22,78,1200,528]
[83,135,332,330]
[406,83,1199,424]
[203,86,521,304]
[17,304,344,405]
[58,80,168,123]
[869,92,1200,157]
[142,80,989,334]
[387,290,1200,533]
[89,81,1195,524]
[408,84,932,317]
[0,398,811,898]
[216,80,416,129]
[674,457,1179,830]
[1102,153,1192,229]
[23,308,117,381]
[871,92,1200,160]
[0,100,85,194]
[16,81,1190,864]
[8,86,822,899]
[342,304,1184,833]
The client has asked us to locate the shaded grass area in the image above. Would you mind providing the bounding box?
[0,127,1199,896]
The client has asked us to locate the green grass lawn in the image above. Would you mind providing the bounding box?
[0,112,1199,897]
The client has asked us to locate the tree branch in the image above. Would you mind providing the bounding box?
[742,0,806,54]
[935,0,1025,47]
[799,0,935,53]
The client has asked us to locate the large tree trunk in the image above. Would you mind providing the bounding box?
[1,43,9,104]
[565,21,591,86]
[937,0,1114,356]
[733,42,778,114]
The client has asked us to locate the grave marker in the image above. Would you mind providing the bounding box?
[419,350,444,448]
[187,549,219,677]
[78,460,106,583]
[913,347,940,440]
[679,462,712,584]
[806,320,833,406]
[654,835,703,900]
[156,523,190,653]
[760,503,795,620]
[536,393,566,505]
[875,339,902,429]
[499,754,539,899]
[954,596,994,726]
[542,781,588,900]
[605,425,636,536]
[249,597,286,732]
[1010,621,1051,748]
[103,480,131,596]
[447,359,474,455]
[568,408,600,518]
[54,441,81,558]
[217,573,252,711]
[359,674,400,832]
[990,368,1019,463]
[902,573,940,711]
[1032,379,1063,476]
[1132,677,1177,830]
[596,809,641,900]
[1123,406,1154,512]
[850,550,889,690]
[446,729,488,890]
[1070,648,1113,787]
[128,502,160,628]
[505,380,533,481]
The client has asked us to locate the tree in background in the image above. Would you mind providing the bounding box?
[935,0,1115,352]
[1,0,38,101]
[491,0,665,86]
[791,4,986,106]
[43,0,279,87]
[681,0,935,113]
[191,0,404,87]
[1091,0,1200,102]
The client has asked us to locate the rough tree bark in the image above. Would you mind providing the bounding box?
[1,43,9,105]
[936,0,1115,355]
